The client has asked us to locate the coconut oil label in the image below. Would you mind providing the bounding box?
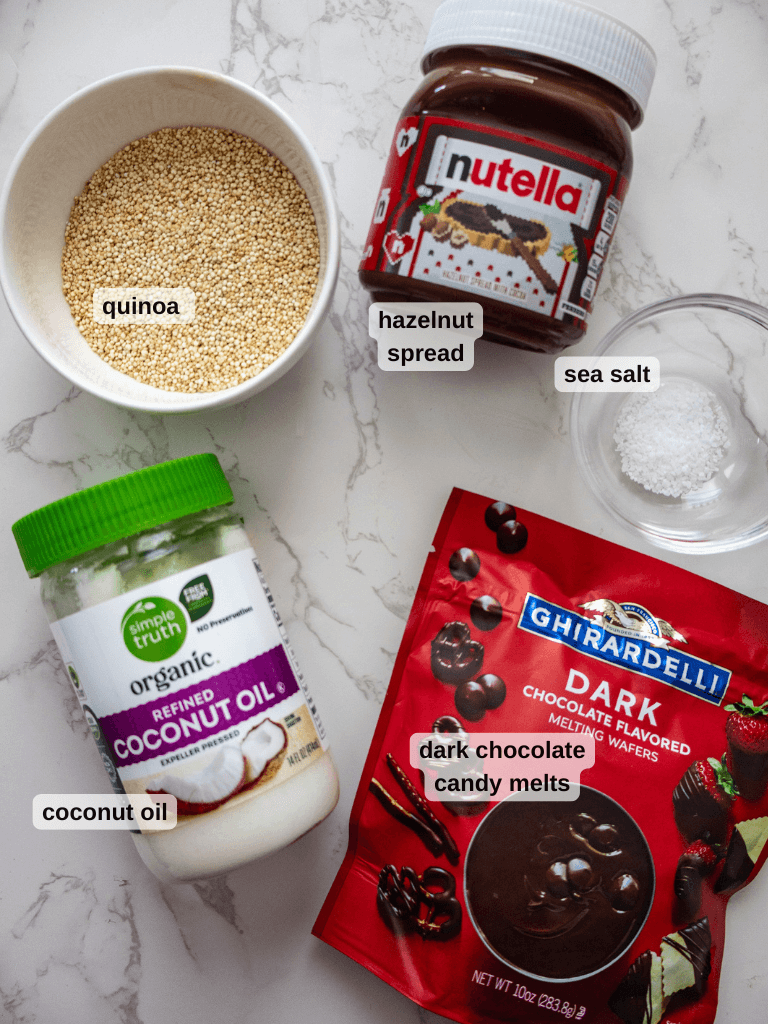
[49,548,326,828]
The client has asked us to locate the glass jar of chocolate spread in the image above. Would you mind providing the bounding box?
[359,0,656,353]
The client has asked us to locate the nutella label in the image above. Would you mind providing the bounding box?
[361,116,627,328]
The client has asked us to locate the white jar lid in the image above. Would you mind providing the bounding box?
[423,0,656,117]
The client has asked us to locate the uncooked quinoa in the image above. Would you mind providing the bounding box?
[614,380,730,498]
[61,127,319,392]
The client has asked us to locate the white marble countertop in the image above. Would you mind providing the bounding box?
[2,1,768,1022]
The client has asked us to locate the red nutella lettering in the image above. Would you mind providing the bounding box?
[556,184,581,214]
[496,159,513,191]
[469,158,496,187]
[510,169,535,197]
[443,148,584,215]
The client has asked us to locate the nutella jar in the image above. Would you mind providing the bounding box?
[359,0,656,353]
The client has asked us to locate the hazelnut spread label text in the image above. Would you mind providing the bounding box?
[360,116,626,329]
[49,548,327,828]
[315,489,768,1024]
[370,301,482,370]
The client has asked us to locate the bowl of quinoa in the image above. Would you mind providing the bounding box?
[0,67,339,412]
[570,294,768,553]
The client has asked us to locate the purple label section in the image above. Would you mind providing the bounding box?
[100,646,298,767]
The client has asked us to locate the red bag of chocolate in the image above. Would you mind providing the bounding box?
[314,488,768,1024]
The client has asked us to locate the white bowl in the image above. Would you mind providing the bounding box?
[0,67,339,413]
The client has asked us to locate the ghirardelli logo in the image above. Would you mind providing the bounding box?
[519,593,728,705]
[581,599,686,651]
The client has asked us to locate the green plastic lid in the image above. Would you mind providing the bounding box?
[12,453,234,577]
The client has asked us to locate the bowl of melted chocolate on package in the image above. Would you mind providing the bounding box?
[571,294,768,553]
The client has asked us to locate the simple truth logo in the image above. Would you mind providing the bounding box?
[121,597,187,663]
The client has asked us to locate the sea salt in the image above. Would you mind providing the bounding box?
[614,381,729,498]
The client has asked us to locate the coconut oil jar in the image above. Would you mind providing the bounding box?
[12,453,339,882]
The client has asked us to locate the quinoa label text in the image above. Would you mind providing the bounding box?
[94,287,196,324]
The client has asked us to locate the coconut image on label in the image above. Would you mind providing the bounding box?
[241,719,288,788]
[149,747,248,816]
[148,721,288,816]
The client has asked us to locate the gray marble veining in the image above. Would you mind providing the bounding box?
[1,1,768,1022]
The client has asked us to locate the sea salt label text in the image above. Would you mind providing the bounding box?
[555,356,660,392]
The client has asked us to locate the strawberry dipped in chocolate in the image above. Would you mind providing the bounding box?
[674,840,718,918]
[724,694,768,802]
[672,757,736,846]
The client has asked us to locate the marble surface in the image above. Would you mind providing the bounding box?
[2,1,768,1022]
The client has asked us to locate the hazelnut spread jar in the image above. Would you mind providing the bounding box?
[359,0,656,352]
[12,454,339,882]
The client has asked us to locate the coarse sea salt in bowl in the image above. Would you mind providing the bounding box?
[0,67,339,413]
[570,294,768,554]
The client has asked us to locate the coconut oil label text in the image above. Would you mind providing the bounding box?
[102,646,299,766]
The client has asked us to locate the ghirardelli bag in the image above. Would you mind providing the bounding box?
[314,488,768,1024]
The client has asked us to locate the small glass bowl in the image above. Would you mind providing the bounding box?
[570,294,768,554]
